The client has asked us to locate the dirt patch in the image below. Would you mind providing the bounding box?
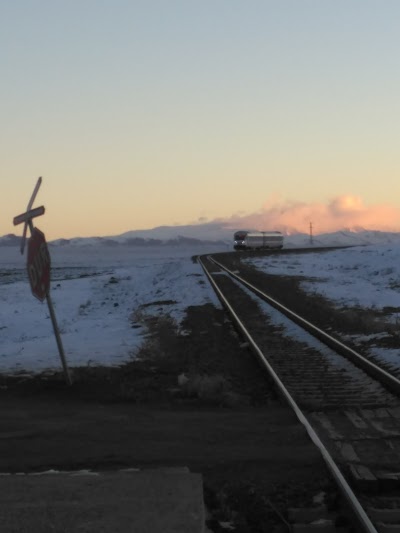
[0,303,336,532]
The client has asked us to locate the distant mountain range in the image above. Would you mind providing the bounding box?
[0,234,23,247]
[2,222,400,248]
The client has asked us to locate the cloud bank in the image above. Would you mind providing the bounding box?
[218,195,400,235]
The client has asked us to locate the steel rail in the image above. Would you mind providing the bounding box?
[199,255,378,533]
[209,255,400,397]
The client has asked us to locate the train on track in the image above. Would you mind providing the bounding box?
[233,230,284,250]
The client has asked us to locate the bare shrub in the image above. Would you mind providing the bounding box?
[179,373,230,404]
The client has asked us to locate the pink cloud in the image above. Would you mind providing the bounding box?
[222,195,400,234]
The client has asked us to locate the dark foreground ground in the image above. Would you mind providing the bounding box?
[0,299,336,533]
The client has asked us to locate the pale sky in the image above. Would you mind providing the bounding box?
[2,1,400,240]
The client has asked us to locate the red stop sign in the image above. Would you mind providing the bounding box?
[27,227,51,301]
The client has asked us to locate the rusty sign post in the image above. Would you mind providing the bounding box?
[13,177,72,386]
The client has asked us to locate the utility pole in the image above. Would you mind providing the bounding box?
[309,222,313,245]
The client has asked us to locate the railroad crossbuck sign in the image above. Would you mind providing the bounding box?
[13,177,72,385]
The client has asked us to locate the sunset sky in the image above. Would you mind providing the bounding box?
[2,1,400,240]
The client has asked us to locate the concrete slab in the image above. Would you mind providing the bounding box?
[0,469,205,533]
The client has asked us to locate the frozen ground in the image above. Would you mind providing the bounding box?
[245,243,400,369]
[1,240,400,374]
[0,245,222,374]
[246,244,400,312]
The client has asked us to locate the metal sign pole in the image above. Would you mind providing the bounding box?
[46,293,72,386]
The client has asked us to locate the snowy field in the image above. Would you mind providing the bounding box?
[0,245,223,374]
[1,241,400,375]
[245,244,400,312]
[245,243,400,369]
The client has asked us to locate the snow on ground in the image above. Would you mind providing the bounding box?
[0,245,222,374]
[246,244,400,312]
[2,240,400,375]
[245,243,400,369]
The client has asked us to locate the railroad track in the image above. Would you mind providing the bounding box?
[199,253,400,533]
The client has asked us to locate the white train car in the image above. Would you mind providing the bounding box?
[234,231,283,250]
